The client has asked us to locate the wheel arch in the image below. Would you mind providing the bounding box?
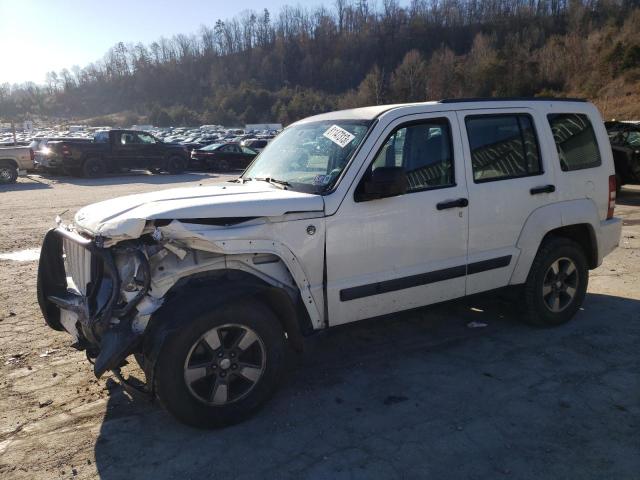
[0,158,18,169]
[81,153,105,166]
[510,200,601,285]
[141,269,312,393]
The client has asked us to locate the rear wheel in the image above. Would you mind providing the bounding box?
[523,237,588,326]
[0,164,18,184]
[82,157,106,178]
[153,298,286,428]
[166,156,187,174]
[217,159,230,172]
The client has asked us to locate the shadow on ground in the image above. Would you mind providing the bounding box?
[39,171,233,187]
[94,292,640,480]
[0,175,52,191]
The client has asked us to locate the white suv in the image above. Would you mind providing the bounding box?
[37,98,621,427]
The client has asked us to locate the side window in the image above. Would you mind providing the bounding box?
[548,113,601,171]
[465,114,542,182]
[369,118,454,192]
[138,133,156,144]
[221,145,235,152]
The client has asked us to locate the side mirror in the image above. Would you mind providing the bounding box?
[357,166,408,201]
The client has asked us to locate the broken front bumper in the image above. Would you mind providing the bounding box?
[37,226,150,377]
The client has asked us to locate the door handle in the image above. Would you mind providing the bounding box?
[436,198,469,210]
[530,184,555,195]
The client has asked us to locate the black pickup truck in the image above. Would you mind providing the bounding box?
[41,130,189,177]
[605,120,640,194]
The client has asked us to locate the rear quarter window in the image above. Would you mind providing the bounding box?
[547,114,601,171]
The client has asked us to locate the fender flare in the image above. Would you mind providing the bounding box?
[0,158,18,169]
[510,199,600,285]
[156,221,324,328]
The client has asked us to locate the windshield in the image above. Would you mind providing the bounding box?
[242,120,372,193]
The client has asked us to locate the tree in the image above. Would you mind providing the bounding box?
[389,50,427,102]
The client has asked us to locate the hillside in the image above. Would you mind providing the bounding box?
[1,0,639,125]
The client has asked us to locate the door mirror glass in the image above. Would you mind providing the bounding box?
[359,166,408,200]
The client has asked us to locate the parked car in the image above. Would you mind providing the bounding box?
[0,146,34,183]
[241,138,270,151]
[41,130,189,177]
[190,142,258,171]
[605,120,640,193]
[37,98,621,428]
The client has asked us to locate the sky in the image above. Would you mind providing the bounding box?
[0,0,323,85]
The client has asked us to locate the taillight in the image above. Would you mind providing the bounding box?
[29,148,35,161]
[607,175,616,219]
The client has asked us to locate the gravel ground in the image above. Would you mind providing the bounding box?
[0,174,639,480]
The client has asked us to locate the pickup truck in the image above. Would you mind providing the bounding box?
[40,129,189,177]
[0,146,34,184]
[605,120,640,193]
[37,98,621,428]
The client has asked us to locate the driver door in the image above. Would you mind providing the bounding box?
[325,113,470,326]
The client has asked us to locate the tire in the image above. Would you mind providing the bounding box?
[0,164,18,184]
[522,237,588,326]
[166,156,187,174]
[82,157,106,178]
[217,159,230,172]
[152,297,286,428]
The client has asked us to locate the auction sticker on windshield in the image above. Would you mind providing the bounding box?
[323,125,355,148]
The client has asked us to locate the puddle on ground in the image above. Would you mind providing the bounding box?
[0,248,40,262]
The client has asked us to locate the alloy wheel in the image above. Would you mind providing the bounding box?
[542,257,579,313]
[183,324,266,405]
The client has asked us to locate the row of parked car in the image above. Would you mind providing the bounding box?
[0,125,278,183]
[0,119,638,187]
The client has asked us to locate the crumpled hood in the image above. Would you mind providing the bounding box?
[74,182,324,240]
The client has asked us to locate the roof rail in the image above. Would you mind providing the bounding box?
[438,97,587,103]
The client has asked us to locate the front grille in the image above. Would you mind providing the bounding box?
[62,237,92,295]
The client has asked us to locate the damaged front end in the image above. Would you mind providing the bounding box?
[37,225,154,379]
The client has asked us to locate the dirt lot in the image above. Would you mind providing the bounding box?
[1,173,639,480]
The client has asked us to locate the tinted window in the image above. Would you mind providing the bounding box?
[466,114,541,182]
[138,133,156,144]
[370,118,454,192]
[548,114,601,171]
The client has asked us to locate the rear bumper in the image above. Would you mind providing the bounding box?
[37,227,150,376]
[597,217,622,265]
[39,154,79,169]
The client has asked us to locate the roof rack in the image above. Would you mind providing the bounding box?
[438,97,587,103]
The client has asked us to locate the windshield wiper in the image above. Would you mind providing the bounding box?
[246,177,291,189]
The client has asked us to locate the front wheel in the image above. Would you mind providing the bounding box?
[0,164,18,184]
[523,237,588,326]
[153,298,286,428]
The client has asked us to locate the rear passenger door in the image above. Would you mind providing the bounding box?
[456,108,557,294]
